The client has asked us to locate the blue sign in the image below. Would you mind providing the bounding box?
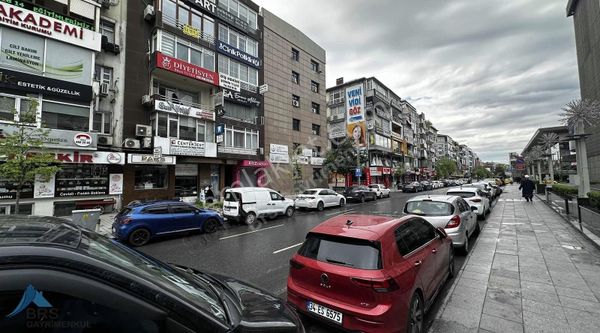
[216,124,225,135]
[217,40,261,68]
[6,284,52,318]
[355,168,362,177]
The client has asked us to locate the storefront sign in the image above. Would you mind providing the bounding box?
[270,144,288,154]
[222,88,260,107]
[183,0,216,14]
[269,153,289,164]
[128,154,176,165]
[215,7,256,35]
[109,174,123,195]
[311,157,324,166]
[0,126,98,150]
[0,0,94,30]
[182,24,201,38]
[369,167,382,176]
[0,2,101,51]
[0,68,92,101]
[240,160,270,168]
[219,73,241,92]
[301,148,313,157]
[296,156,309,165]
[217,40,261,68]
[154,136,217,157]
[73,133,92,147]
[328,122,346,139]
[376,107,390,120]
[33,173,55,198]
[54,151,125,164]
[382,167,392,175]
[155,52,219,86]
[155,100,215,121]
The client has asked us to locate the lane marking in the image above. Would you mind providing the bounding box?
[325,209,355,217]
[219,224,284,240]
[273,242,303,254]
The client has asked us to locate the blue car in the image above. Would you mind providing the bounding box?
[112,200,224,246]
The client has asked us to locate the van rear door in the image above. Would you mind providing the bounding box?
[223,191,241,217]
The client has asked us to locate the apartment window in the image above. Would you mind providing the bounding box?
[313,146,322,157]
[218,25,258,57]
[162,0,215,42]
[311,124,320,136]
[153,82,199,105]
[92,112,111,134]
[218,56,258,90]
[94,65,113,87]
[292,95,300,108]
[293,118,300,131]
[313,168,322,181]
[223,126,258,150]
[41,101,89,131]
[292,71,300,84]
[291,48,299,61]
[157,31,215,71]
[311,60,319,72]
[100,20,115,44]
[0,94,34,123]
[222,103,258,123]
[311,102,320,114]
[152,113,214,142]
[311,81,319,93]
[217,0,258,29]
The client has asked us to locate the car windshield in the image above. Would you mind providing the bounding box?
[448,191,477,199]
[302,190,318,195]
[298,233,381,270]
[405,201,454,216]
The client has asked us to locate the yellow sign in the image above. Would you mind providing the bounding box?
[182,24,200,39]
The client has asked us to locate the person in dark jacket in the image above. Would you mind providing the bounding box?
[519,175,535,202]
[205,185,214,203]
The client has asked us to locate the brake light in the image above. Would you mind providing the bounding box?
[121,218,133,225]
[289,259,304,270]
[446,215,461,228]
[351,277,399,293]
[470,198,481,202]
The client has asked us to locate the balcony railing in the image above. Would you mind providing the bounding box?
[327,98,344,106]
[162,15,216,45]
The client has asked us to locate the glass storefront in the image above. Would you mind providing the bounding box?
[175,164,198,197]
[55,165,109,196]
[134,166,169,190]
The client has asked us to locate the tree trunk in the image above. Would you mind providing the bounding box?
[15,184,21,215]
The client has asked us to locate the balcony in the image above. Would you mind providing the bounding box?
[327,98,344,107]
[162,15,215,45]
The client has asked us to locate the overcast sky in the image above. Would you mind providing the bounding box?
[253,0,580,163]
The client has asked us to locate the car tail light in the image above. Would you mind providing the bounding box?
[121,217,133,225]
[470,198,481,202]
[446,215,461,228]
[289,259,304,270]
[351,277,399,293]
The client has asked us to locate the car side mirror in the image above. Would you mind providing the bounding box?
[436,227,448,239]
[471,206,478,212]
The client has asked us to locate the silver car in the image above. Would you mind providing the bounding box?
[404,195,479,253]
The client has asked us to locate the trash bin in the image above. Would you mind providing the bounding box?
[536,183,546,195]
[71,209,102,232]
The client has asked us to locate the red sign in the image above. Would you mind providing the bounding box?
[240,160,270,168]
[156,52,219,86]
[382,167,392,175]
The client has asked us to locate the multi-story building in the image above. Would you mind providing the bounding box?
[261,8,327,195]
[0,0,127,216]
[122,0,265,204]
[567,0,600,184]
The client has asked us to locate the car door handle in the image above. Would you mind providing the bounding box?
[432,249,438,254]
[414,260,423,266]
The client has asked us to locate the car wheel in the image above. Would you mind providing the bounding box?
[244,212,257,226]
[406,292,424,333]
[285,206,295,217]
[448,247,455,279]
[317,201,324,211]
[360,195,365,203]
[203,218,219,233]
[128,228,151,247]
[339,198,345,207]
[462,232,470,255]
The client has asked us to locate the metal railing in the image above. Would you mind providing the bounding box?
[162,15,216,45]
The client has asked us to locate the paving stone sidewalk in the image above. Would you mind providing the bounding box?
[430,184,600,333]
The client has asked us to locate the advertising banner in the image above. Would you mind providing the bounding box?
[154,136,217,157]
[217,40,261,68]
[296,156,309,165]
[311,157,324,166]
[269,143,289,164]
[345,83,366,147]
[328,121,346,139]
[154,100,215,121]
[155,52,219,86]
[219,73,241,92]
[108,174,124,195]
[347,122,366,147]
[33,174,55,198]
[0,68,92,101]
[0,126,98,150]
[223,88,260,107]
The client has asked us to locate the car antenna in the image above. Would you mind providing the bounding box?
[346,220,353,228]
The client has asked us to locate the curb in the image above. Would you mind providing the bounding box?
[534,193,600,251]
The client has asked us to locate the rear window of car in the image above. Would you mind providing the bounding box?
[302,190,318,195]
[298,233,382,270]
[447,191,477,198]
[405,201,454,216]
[118,207,132,216]
[369,185,378,189]
[224,191,240,202]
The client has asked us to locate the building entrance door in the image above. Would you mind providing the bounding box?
[0,205,10,215]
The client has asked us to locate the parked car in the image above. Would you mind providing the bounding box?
[404,195,479,253]
[295,188,346,211]
[223,187,295,225]
[287,214,453,333]
[420,181,433,190]
[0,216,304,333]
[446,187,491,219]
[403,181,423,193]
[471,182,496,199]
[368,184,391,198]
[112,200,224,246]
[343,185,378,202]
[432,181,444,189]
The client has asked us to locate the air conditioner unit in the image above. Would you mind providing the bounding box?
[99,82,109,96]
[98,135,113,146]
[106,43,120,54]
[144,5,155,20]
[141,137,152,148]
[124,138,140,149]
[135,124,152,137]
[292,100,300,107]
[141,95,152,105]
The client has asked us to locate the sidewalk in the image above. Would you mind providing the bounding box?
[430,184,600,333]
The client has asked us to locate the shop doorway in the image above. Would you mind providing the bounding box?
[0,205,10,215]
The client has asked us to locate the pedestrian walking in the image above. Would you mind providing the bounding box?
[205,185,214,203]
[519,175,535,202]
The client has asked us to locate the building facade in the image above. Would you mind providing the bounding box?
[567,0,600,184]
[261,8,327,195]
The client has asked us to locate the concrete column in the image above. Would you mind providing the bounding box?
[537,160,542,184]
[575,119,591,198]
[547,154,554,183]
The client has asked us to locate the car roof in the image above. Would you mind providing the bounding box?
[304,188,329,191]
[127,200,187,207]
[448,187,479,193]
[0,215,81,248]
[225,187,276,193]
[406,195,457,203]
[310,214,408,241]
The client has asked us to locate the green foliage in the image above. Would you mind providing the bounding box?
[196,200,224,210]
[324,138,358,177]
[588,191,600,210]
[435,158,457,178]
[474,166,492,179]
[494,164,507,177]
[0,99,61,213]
[394,166,405,178]
[551,184,578,198]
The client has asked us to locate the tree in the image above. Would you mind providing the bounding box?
[494,164,507,177]
[474,166,491,179]
[435,157,457,179]
[0,100,60,214]
[323,138,360,188]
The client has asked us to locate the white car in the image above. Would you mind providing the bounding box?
[446,187,491,219]
[432,181,444,189]
[295,188,346,211]
[223,187,295,225]
[368,184,391,198]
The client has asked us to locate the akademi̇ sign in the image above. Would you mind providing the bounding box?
[0,2,101,51]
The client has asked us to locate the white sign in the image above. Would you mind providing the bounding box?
[345,83,365,124]
[297,156,309,165]
[109,174,123,195]
[128,154,176,165]
[153,147,162,158]
[270,144,289,154]
[259,84,269,94]
[311,157,324,166]
[269,153,290,164]
[154,137,217,157]
[0,2,102,51]
[155,100,215,121]
[328,122,346,139]
[53,151,125,165]
[302,148,313,157]
[74,133,93,147]
[33,174,55,198]
[219,73,241,92]
[370,167,382,176]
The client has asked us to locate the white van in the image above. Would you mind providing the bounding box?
[222,187,295,225]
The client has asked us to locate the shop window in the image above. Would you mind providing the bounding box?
[223,126,258,150]
[175,176,198,197]
[293,119,300,131]
[55,165,108,196]
[41,101,89,131]
[0,94,35,123]
[4,203,33,215]
[93,112,112,134]
[100,20,115,44]
[135,166,168,190]
[311,124,320,136]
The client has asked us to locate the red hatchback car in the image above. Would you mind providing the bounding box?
[287,214,454,333]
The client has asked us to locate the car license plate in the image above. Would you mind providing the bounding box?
[306,301,343,324]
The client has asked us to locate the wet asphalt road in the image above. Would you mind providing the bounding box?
[138,187,495,332]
